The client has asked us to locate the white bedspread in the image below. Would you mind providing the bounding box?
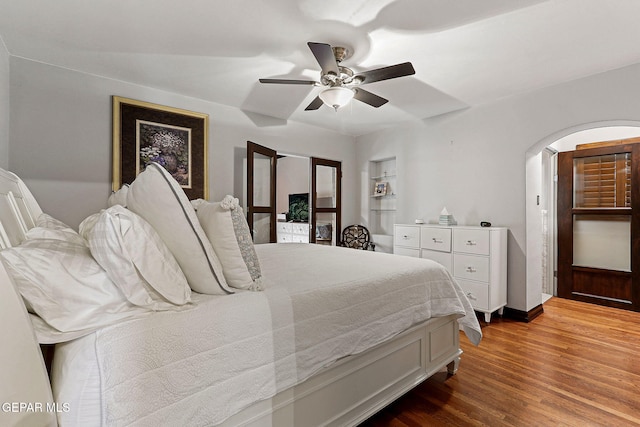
[53,244,481,426]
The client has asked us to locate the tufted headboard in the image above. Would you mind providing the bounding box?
[0,167,57,427]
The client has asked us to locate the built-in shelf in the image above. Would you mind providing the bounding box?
[368,157,397,253]
[370,174,397,180]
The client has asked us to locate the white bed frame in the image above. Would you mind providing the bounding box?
[0,167,462,427]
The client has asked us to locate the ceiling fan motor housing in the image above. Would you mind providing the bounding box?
[321,65,359,87]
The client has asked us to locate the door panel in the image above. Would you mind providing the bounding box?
[571,268,632,305]
[247,141,276,243]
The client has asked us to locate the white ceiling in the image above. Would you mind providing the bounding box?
[2,0,640,136]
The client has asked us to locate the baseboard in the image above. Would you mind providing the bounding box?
[503,304,544,322]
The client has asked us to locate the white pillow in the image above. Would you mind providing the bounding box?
[26,213,85,245]
[80,205,191,309]
[35,213,73,230]
[0,238,144,332]
[194,196,263,291]
[108,184,129,207]
[126,162,233,295]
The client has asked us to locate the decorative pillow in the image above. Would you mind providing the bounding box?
[126,162,233,295]
[108,184,129,207]
[0,238,144,332]
[194,195,263,291]
[80,205,191,309]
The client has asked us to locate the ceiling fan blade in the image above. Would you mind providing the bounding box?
[259,78,318,85]
[304,96,324,111]
[353,88,388,108]
[307,42,339,76]
[354,62,415,85]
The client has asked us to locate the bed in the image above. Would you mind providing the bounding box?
[0,164,481,427]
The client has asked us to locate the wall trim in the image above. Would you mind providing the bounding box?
[503,304,544,322]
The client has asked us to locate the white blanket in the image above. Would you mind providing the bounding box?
[53,244,481,426]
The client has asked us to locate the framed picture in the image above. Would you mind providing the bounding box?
[374,181,388,196]
[112,96,209,199]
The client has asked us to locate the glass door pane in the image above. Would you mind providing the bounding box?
[315,212,336,246]
[573,215,631,271]
[253,153,272,207]
[252,213,272,244]
[315,165,337,208]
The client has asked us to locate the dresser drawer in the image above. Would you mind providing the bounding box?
[453,254,490,283]
[453,228,490,255]
[290,233,309,243]
[277,222,292,233]
[394,225,420,249]
[394,247,420,258]
[278,233,292,243]
[457,279,489,310]
[420,227,452,252]
[421,249,452,271]
[291,223,309,235]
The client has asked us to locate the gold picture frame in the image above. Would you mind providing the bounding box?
[112,96,209,199]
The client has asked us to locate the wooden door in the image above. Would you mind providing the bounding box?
[557,143,640,311]
[311,157,342,245]
[247,141,277,243]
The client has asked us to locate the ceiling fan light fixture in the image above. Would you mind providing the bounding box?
[319,86,354,111]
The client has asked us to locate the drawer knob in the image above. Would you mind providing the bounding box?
[466,292,477,301]
[432,238,443,243]
[403,235,410,239]
[466,240,476,246]
[466,266,476,273]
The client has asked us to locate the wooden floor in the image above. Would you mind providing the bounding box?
[361,297,640,426]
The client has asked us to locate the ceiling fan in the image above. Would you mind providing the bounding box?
[259,42,415,112]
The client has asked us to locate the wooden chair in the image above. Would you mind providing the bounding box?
[341,225,375,251]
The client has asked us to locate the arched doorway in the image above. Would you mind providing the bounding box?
[526,122,640,308]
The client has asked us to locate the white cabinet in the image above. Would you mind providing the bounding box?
[277,222,310,243]
[394,224,508,323]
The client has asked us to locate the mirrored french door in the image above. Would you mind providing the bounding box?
[247,141,342,245]
[311,157,342,246]
[247,141,277,243]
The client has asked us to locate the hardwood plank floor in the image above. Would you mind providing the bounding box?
[361,297,640,426]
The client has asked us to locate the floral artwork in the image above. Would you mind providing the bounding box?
[112,96,208,200]
[137,120,191,187]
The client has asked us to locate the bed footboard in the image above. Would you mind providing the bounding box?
[221,314,461,427]
[0,258,58,427]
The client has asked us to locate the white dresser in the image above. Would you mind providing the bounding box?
[394,224,507,323]
[277,222,310,243]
